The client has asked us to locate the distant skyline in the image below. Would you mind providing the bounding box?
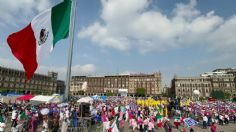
[1,0,236,86]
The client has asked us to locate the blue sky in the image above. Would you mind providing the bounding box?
[1,0,236,86]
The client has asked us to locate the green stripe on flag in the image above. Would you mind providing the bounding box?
[156,115,163,119]
[51,0,72,47]
[174,116,180,120]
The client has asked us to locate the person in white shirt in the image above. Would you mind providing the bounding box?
[11,109,18,128]
[219,114,224,126]
[61,119,69,132]
[214,112,218,123]
[59,110,64,121]
[224,114,229,124]
[65,108,70,119]
[203,115,208,129]
[0,122,6,132]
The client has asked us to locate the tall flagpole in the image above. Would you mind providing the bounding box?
[65,0,77,101]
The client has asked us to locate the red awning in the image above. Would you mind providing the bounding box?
[17,94,34,101]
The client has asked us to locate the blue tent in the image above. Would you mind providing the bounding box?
[0,92,18,96]
[92,95,100,100]
[7,92,22,96]
[100,96,107,100]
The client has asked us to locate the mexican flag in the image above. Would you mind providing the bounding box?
[174,116,181,126]
[156,115,163,128]
[7,0,72,80]
[174,116,181,122]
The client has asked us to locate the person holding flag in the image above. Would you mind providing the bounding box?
[156,113,163,128]
[174,115,181,129]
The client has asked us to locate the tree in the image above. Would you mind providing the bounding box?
[78,90,84,95]
[210,90,224,99]
[210,90,231,100]
[136,88,146,97]
[224,92,231,100]
[106,92,114,96]
[232,97,236,102]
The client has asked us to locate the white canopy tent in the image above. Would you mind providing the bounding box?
[77,96,93,103]
[118,89,128,97]
[30,95,55,103]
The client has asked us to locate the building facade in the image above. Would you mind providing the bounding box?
[70,72,162,96]
[56,80,65,95]
[172,68,236,97]
[171,76,212,97]
[70,76,87,95]
[0,66,58,95]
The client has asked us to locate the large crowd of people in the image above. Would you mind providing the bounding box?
[0,96,236,132]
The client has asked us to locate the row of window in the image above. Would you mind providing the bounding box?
[213,78,234,81]
[178,88,209,93]
[212,83,234,87]
[176,79,210,82]
[71,78,160,82]
[177,83,211,87]
[0,77,54,85]
[0,82,56,89]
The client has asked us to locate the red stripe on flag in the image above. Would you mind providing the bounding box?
[7,24,38,80]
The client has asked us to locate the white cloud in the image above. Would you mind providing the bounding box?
[0,58,96,80]
[0,0,56,27]
[0,57,23,70]
[78,0,236,55]
[37,64,96,79]
[207,16,236,53]
[72,64,96,75]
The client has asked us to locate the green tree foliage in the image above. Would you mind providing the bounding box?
[78,90,84,95]
[224,92,231,100]
[210,90,231,100]
[232,97,236,102]
[106,92,114,96]
[210,90,224,99]
[136,88,146,97]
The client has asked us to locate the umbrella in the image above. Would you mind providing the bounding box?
[40,108,50,115]
[50,96,61,103]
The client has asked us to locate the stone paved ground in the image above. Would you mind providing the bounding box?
[122,122,236,132]
[4,119,236,132]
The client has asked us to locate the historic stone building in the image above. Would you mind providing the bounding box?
[171,76,212,97]
[103,75,129,94]
[172,68,236,97]
[56,80,65,94]
[70,72,162,96]
[87,76,105,95]
[70,76,87,95]
[0,66,58,95]
[128,73,161,95]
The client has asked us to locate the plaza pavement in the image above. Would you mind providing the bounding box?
[4,119,236,132]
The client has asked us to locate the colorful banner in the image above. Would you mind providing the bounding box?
[184,118,198,127]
